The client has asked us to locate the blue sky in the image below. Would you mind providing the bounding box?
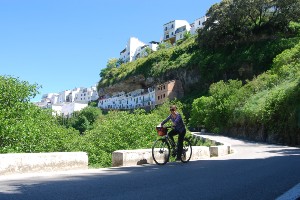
[0,0,220,102]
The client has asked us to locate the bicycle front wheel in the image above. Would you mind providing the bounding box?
[181,138,192,163]
[152,138,170,165]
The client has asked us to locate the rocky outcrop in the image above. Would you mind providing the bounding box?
[98,67,202,96]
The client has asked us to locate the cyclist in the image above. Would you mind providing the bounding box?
[160,105,186,161]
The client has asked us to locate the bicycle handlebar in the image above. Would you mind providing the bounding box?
[157,125,173,129]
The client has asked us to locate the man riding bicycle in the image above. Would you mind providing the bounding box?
[160,105,186,161]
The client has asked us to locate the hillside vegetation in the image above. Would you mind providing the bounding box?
[189,42,300,144]
[98,0,300,90]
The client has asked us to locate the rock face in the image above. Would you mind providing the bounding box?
[98,67,202,96]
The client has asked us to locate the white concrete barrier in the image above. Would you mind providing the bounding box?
[190,146,210,160]
[112,146,216,167]
[112,149,154,167]
[209,145,230,157]
[0,152,88,175]
[112,133,232,167]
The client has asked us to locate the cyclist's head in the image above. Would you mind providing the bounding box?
[170,105,177,112]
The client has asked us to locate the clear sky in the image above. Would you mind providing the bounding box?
[0,0,220,102]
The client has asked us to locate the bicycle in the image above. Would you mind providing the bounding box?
[152,126,192,165]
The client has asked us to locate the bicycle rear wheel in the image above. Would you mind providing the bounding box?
[152,138,170,165]
[181,138,192,163]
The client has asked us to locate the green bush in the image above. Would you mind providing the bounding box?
[0,76,79,153]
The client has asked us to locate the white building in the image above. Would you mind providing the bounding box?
[120,37,159,63]
[163,20,191,44]
[133,41,159,61]
[175,24,191,41]
[120,37,146,63]
[36,86,99,116]
[41,93,59,104]
[66,87,81,102]
[190,16,208,35]
[98,87,155,110]
[75,86,98,103]
[51,102,88,117]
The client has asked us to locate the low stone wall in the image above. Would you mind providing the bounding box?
[112,149,154,167]
[194,132,232,156]
[112,133,232,167]
[112,147,210,167]
[0,152,88,175]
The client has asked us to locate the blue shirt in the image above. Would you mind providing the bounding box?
[161,113,186,133]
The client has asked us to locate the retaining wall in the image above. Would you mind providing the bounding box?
[0,152,88,175]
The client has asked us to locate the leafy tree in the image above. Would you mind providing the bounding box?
[144,46,152,56]
[72,115,90,134]
[99,58,119,79]
[106,58,119,68]
[0,75,78,153]
[199,0,300,48]
[56,106,102,133]
[75,106,101,126]
[189,80,243,132]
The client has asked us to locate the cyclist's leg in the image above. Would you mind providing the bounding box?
[176,129,186,159]
[168,129,178,147]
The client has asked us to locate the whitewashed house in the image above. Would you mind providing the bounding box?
[120,37,146,63]
[133,41,159,61]
[98,87,155,110]
[36,86,98,116]
[163,20,191,44]
[175,24,191,41]
[190,16,208,35]
[66,87,81,102]
[58,90,71,103]
[120,37,159,63]
[51,102,88,117]
[75,86,98,103]
[41,93,59,105]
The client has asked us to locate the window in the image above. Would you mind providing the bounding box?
[158,96,160,100]
[163,94,166,98]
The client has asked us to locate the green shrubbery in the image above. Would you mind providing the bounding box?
[0,76,79,153]
[189,41,300,145]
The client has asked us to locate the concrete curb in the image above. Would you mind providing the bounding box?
[0,152,88,176]
[192,132,232,156]
[112,132,232,167]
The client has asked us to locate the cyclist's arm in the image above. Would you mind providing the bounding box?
[161,115,171,126]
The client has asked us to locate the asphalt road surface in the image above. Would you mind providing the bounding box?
[1,134,300,200]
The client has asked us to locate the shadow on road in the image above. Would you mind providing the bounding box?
[1,153,300,200]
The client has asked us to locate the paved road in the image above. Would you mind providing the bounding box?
[1,134,300,200]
